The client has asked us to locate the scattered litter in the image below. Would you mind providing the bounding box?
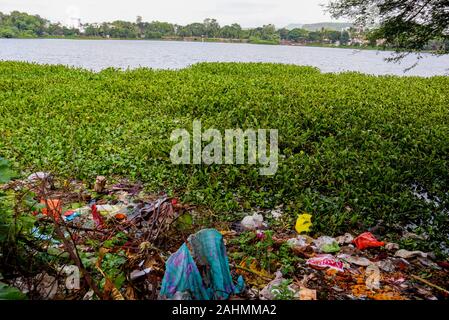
[416,257,440,269]
[83,290,94,300]
[295,213,312,234]
[61,265,80,290]
[241,213,265,230]
[114,213,127,221]
[339,245,357,255]
[95,204,127,217]
[259,271,300,300]
[130,268,152,281]
[298,273,317,287]
[299,287,317,300]
[314,236,340,253]
[63,207,90,222]
[259,271,284,300]
[91,204,104,227]
[40,199,62,222]
[437,261,449,269]
[31,227,57,243]
[27,172,52,185]
[338,254,371,266]
[365,264,381,290]
[394,249,428,259]
[94,175,107,193]
[402,232,428,241]
[353,232,385,250]
[385,243,400,251]
[375,259,396,273]
[9,272,58,299]
[287,236,308,249]
[336,233,354,245]
[256,230,266,240]
[306,254,344,272]
[3,171,447,301]
[270,206,283,220]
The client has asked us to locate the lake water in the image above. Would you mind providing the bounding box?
[0,38,448,76]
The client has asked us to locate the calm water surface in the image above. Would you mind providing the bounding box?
[0,38,448,76]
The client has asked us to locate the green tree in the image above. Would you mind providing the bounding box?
[323,29,341,43]
[48,23,64,36]
[203,18,220,38]
[84,23,101,37]
[108,20,138,38]
[0,11,48,38]
[308,31,321,42]
[262,24,277,40]
[62,26,79,37]
[287,28,309,42]
[328,0,449,55]
[339,30,350,45]
[178,22,206,37]
[0,26,17,38]
[142,21,175,39]
[10,11,47,36]
[277,28,289,40]
[136,15,144,37]
[220,23,242,39]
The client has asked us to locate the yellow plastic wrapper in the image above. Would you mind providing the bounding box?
[295,213,312,234]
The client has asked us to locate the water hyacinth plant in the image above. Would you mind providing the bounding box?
[0,61,448,253]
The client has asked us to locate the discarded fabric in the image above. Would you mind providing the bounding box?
[159,229,244,300]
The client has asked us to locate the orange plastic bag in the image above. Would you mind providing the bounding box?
[41,199,62,222]
[353,232,385,250]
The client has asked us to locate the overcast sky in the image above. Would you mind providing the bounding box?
[0,0,343,28]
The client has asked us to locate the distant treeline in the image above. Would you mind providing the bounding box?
[0,11,370,46]
[286,22,353,32]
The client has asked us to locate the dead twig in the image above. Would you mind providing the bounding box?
[40,219,109,234]
[411,275,449,295]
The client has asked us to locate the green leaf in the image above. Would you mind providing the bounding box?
[0,282,27,300]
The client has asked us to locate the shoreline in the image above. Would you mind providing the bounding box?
[1,35,391,51]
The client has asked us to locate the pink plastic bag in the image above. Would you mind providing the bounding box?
[306,254,344,272]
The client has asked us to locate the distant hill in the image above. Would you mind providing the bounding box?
[284,23,303,30]
[301,22,352,31]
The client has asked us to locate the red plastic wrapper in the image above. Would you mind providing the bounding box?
[64,209,76,217]
[353,232,385,250]
[91,204,104,228]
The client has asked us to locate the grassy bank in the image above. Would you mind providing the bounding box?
[0,62,448,252]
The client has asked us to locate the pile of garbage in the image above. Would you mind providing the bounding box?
[0,173,448,300]
[2,173,193,300]
[232,211,449,300]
